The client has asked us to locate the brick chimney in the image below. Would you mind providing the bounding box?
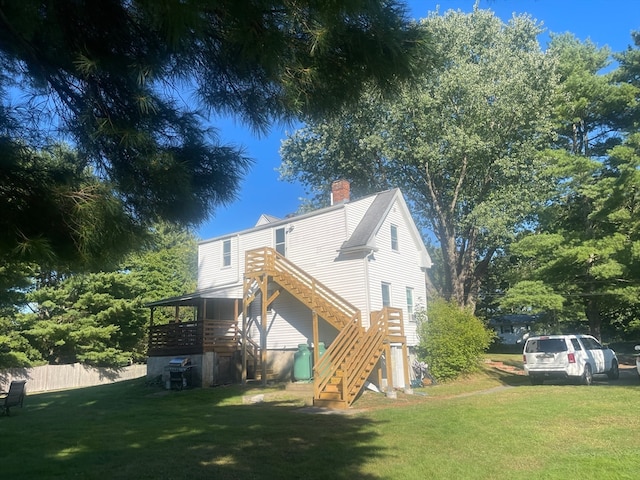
[331,179,350,205]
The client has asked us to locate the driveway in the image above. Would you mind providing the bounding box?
[592,364,638,386]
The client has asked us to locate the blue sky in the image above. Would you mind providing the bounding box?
[196,0,640,241]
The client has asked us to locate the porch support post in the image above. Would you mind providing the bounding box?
[384,343,396,398]
[260,274,268,386]
[401,342,412,393]
[312,311,319,368]
[148,307,155,354]
[241,298,248,385]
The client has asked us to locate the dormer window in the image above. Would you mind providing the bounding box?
[275,227,286,256]
[390,224,399,251]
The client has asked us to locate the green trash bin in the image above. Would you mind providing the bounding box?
[315,342,329,378]
[293,344,312,382]
[317,342,326,358]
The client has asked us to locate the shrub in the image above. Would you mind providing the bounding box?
[417,298,495,381]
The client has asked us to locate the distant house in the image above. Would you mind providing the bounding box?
[490,314,541,345]
[147,180,432,408]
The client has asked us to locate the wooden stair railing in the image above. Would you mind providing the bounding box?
[245,248,360,330]
[243,247,406,409]
[313,308,399,409]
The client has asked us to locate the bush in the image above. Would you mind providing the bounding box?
[417,298,495,381]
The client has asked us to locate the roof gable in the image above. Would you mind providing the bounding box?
[255,214,281,226]
[198,189,431,270]
[341,189,432,268]
[341,189,397,252]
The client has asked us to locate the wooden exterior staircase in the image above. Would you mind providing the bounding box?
[243,247,408,409]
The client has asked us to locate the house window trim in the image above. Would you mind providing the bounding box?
[390,224,399,252]
[406,287,415,323]
[222,239,232,268]
[381,282,392,308]
[275,227,286,256]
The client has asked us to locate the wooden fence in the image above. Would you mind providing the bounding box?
[0,363,147,394]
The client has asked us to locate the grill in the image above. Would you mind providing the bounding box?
[164,357,193,390]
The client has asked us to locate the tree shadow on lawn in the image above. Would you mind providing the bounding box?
[0,379,388,480]
[481,365,530,387]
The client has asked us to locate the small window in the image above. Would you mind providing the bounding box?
[390,224,399,251]
[381,282,391,307]
[406,287,414,322]
[222,239,231,267]
[275,227,286,256]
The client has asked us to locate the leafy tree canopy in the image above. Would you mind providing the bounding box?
[505,135,640,340]
[280,8,559,308]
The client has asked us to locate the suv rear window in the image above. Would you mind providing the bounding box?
[525,338,568,354]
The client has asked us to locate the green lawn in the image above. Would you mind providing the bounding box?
[2,361,639,479]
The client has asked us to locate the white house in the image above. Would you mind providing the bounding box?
[147,180,431,408]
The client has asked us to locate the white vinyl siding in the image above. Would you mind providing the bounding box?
[366,198,427,345]
[247,291,339,349]
[197,236,240,289]
[197,190,428,347]
[283,207,369,323]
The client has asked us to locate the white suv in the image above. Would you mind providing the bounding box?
[523,334,619,385]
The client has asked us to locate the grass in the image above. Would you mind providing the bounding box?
[1,358,639,480]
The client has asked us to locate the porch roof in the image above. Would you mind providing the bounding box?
[145,285,242,308]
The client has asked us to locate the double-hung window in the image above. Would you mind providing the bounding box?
[390,224,399,251]
[406,287,415,322]
[275,227,286,256]
[381,282,391,307]
[222,239,231,267]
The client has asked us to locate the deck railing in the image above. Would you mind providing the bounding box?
[148,319,240,356]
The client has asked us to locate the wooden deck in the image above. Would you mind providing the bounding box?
[148,319,240,356]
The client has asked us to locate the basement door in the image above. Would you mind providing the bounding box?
[390,345,406,389]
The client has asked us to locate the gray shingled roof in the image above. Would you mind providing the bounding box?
[340,189,399,252]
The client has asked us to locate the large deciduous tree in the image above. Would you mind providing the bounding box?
[280,8,558,308]
[0,0,425,266]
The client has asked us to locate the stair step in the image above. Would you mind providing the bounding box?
[323,384,341,393]
[313,398,350,410]
[318,392,342,400]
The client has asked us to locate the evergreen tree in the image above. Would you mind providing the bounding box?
[0,0,425,265]
[2,225,197,367]
[502,35,640,339]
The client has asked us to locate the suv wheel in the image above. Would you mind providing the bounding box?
[581,363,593,385]
[607,361,619,380]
